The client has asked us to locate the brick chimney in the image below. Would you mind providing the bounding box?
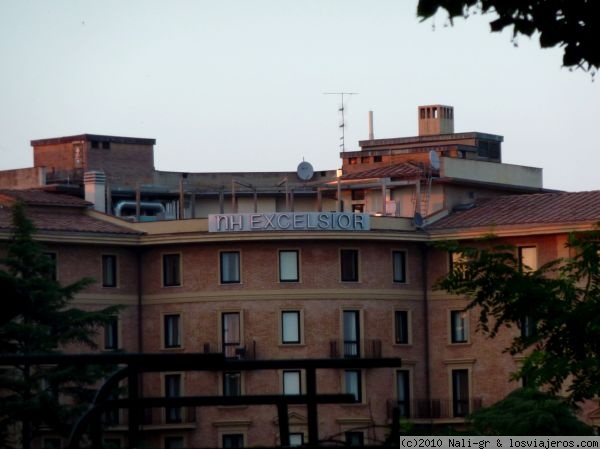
[418,105,454,136]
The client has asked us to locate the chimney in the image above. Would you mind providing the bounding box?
[418,105,454,136]
[84,170,106,213]
[368,110,374,140]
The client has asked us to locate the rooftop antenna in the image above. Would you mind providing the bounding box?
[323,92,358,152]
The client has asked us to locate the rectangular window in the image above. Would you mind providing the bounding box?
[343,310,360,358]
[279,250,299,282]
[397,370,410,418]
[223,434,244,448]
[163,254,181,287]
[449,251,468,279]
[283,370,301,395]
[43,252,57,281]
[164,437,184,449]
[450,310,468,343]
[220,251,241,284]
[518,246,537,272]
[223,371,241,396]
[102,255,117,287]
[222,312,241,358]
[394,311,409,344]
[392,251,407,283]
[104,317,119,350]
[340,249,359,282]
[344,370,362,402]
[521,315,536,338]
[164,314,181,348]
[345,431,364,447]
[452,369,470,417]
[281,311,300,344]
[164,374,181,423]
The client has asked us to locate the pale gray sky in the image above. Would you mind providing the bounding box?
[1,1,598,191]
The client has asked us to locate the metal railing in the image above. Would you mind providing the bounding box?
[387,397,483,420]
[204,340,257,360]
[329,339,382,359]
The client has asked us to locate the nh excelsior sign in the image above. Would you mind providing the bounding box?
[208,212,370,232]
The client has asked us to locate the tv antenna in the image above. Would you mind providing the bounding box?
[323,92,358,152]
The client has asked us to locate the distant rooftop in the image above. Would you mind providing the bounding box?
[30,134,156,146]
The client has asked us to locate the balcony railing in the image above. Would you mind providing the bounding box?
[204,340,256,360]
[387,398,483,420]
[329,339,382,359]
[103,406,197,427]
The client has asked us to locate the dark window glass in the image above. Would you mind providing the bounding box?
[395,311,408,344]
[345,431,364,446]
[163,254,181,287]
[164,374,181,423]
[223,371,241,396]
[451,311,468,343]
[223,434,244,448]
[102,255,117,287]
[220,251,240,283]
[164,314,181,348]
[343,310,360,358]
[104,317,118,350]
[340,249,359,282]
[345,370,362,402]
[222,312,241,358]
[283,370,301,395]
[393,251,406,283]
[397,370,410,418]
[452,369,470,417]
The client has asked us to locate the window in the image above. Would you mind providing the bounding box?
[452,369,470,417]
[518,246,537,272]
[43,438,61,449]
[104,317,119,350]
[163,254,181,287]
[394,311,409,344]
[344,370,362,402]
[283,370,301,395]
[521,315,536,338]
[223,371,241,396]
[397,370,410,418]
[345,431,364,446]
[220,251,240,284]
[289,433,304,447]
[449,251,468,278]
[343,310,360,358]
[279,250,299,282]
[450,310,468,343]
[43,252,57,281]
[102,255,117,287]
[164,436,184,449]
[392,251,407,283]
[164,374,181,423]
[340,249,359,282]
[281,311,300,344]
[373,155,382,163]
[222,312,241,358]
[223,434,244,448]
[164,314,181,348]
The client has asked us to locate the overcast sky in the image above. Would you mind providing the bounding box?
[1,1,598,192]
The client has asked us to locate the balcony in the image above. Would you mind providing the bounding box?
[102,406,197,429]
[387,398,483,420]
[329,339,382,359]
[204,340,256,360]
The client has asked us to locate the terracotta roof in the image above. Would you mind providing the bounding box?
[342,162,424,180]
[0,189,91,207]
[427,191,600,230]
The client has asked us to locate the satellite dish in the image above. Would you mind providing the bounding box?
[429,150,440,170]
[413,212,424,228]
[297,161,314,181]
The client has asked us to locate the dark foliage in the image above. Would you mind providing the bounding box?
[417,0,600,72]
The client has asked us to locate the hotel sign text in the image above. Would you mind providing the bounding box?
[208,212,370,232]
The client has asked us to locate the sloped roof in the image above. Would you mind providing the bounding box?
[427,191,600,230]
[342,162,424,180]
[0,190,140,236]
[0,189,90,207]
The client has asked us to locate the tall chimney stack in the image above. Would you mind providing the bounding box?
[84,170,107,213]
[418,105,454,136]
[368,110,374,140]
